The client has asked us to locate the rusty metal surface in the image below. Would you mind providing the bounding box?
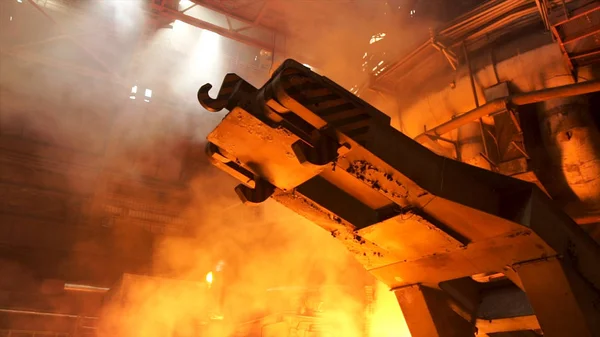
[515,257,600,337]
[200,59,600,336]
[356,210,466,263]
[207,107,322,191]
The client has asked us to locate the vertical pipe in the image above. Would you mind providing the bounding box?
[460,43,490,169]
[463,43,480,108]
[462,43,490,159]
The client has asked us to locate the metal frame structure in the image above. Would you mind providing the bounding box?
[370,0,542,91]
[150,0,278,51]
[544,0,600,76]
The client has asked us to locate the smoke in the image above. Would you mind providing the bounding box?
[369,283,412,337]
[98,172,411,337]
[280,1,403,89]
[1,1,412,336]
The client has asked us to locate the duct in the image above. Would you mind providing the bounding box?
[538,76,600,208]
[414,79,600,144]
[458,121,492,170]
[201,59,600,336]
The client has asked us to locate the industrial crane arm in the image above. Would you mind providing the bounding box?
[200,59,600,337]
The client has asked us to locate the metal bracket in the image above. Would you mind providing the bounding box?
[205,142,256,188]
[291,137,350,167]
[431,37,458,70]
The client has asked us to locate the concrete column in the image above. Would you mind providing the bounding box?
[538,76,600,207]
[515,257,600,337]
[394,285,474,337]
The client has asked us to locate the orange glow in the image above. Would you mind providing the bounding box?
[96,198,412,337]
[369,282,412,337]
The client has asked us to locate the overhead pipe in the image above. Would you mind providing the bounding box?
[462,42,490,160]
[377,2,538,83]
[0,308,98,319]
[414,79,600,143]
[64,283,110,293]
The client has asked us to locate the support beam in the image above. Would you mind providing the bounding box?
[191,0,272,31]
[549,1,600,26]
[149,3,273,51]
[515,257,600,337]
[562,23,600,45]
[189,0,279,42]
[253,0,270,25]
[570,48,600,61]
[533,0,550,29]
[394,285,475,337]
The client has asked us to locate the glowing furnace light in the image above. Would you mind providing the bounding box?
[179,0,193,5]
[369,33,386,45]
[130,85,137,99]
[206,271,213,285]
[194,30,221,66]
[215,260,225,272]
[172,19,185,31]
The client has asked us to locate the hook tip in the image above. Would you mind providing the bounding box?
[198,83,224,112]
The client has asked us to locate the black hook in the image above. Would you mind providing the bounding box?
[198,73,257,113]
[234,179,275,205]
[198,83,227,112]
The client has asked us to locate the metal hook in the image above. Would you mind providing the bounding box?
[198,73,241,112]
[234,179,275,205]
[198,83,226,112]
[198,73,257,113]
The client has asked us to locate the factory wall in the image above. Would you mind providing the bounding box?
[384,34,600,230]
[394,43,579,138]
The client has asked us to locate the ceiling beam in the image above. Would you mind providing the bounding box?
[254,0,270,25]
[150,2,274,51]
[25,0,122,79]
[190,0,277,33]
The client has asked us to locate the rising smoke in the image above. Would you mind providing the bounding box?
[0,0,414,336]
